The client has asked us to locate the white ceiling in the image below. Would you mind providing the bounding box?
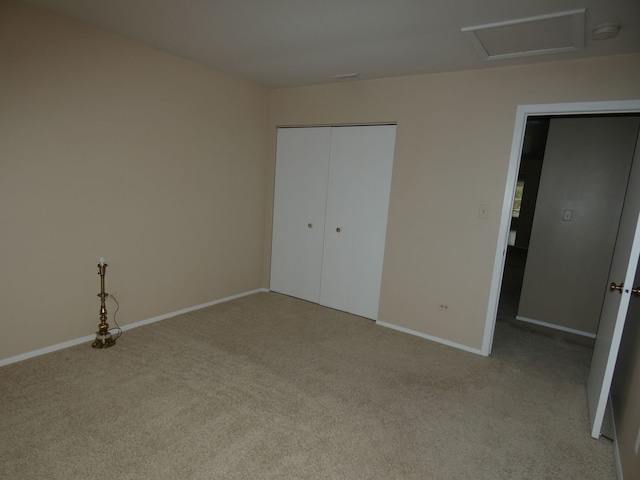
[21,0,640,88]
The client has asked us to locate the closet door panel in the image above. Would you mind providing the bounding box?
[320,125,397,319]
[270,127,331,303]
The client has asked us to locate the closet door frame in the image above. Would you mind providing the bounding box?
[270,124,397,320]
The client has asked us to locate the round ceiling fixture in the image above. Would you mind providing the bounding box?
[592,23,620,41]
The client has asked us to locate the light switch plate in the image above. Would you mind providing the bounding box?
[563,209,573,221]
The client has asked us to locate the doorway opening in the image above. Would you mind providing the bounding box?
[483,100,640,357]
[497,117,548,326]
[496,113,640,346]
[485,100,640,440]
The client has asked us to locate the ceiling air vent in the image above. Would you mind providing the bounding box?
[330,73,361,81]
[462,9,585,61]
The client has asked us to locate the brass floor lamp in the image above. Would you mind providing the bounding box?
[92,257,116,349]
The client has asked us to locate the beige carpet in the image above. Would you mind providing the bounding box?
[0,292,615,479]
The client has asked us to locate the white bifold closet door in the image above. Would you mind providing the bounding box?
[319,125,396,319]
[270,124,396,320]
[270,127,331,303]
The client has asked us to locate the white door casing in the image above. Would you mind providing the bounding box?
[587,129,640,439]
[484,100,640,357]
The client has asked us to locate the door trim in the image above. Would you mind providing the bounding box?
[482,99,640,356]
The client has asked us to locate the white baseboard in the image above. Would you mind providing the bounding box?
[0,334,98,368]
[0,288,268,368]
[515,315,596,339]
[376,320,485,356]
[118,288,268,332]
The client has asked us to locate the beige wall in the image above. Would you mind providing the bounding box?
[0,2,270,360]
[518,117,640,334]
[268,54,640,350]
[3,1,640,360]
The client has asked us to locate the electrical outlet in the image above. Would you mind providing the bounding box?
[438,303,450,311]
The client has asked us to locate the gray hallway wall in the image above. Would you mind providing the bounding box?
[518,116,640,335]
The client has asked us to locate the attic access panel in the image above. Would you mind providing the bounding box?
[462,9,585,61]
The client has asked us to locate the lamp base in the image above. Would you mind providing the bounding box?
[92,331,116,349]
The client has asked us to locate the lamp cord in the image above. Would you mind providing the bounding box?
[109,294,123,341]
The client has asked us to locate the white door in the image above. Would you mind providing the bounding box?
[319,125,397,320]
[270,127,331,303]
[587,132,640,438]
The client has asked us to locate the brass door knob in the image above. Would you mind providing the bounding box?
[336,227,341,233]
[610,282,624,293]
[610,282,640,296]
[308,223,312,228]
